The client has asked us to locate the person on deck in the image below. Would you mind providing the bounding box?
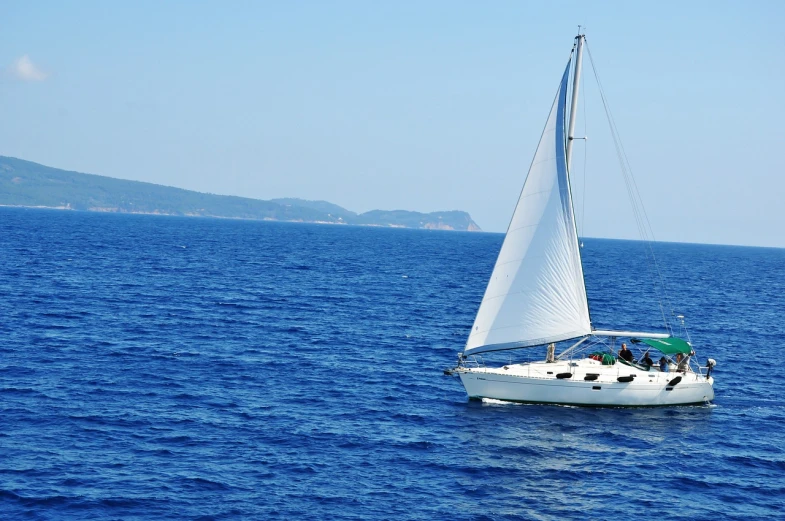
[641,351,654,367]
[546,343,556,363]
[659,357,669,372]
[618,343,634,363]
[676,353,689,372]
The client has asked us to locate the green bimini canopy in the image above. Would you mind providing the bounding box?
[637,337,692,355]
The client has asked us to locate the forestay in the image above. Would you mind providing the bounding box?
[464,60,591,356]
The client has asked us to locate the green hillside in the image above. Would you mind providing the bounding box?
[0,156,481,231]
[271,198,358,220]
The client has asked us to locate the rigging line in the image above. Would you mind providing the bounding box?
[592,69,670,333]
[580,58,588,241]
[603,105,680,326]
[590,69,649,248]
[584,41,674,333]
[586,43,675,335]
[581,49,647,244]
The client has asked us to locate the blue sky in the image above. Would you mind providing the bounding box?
[1,1,783,247]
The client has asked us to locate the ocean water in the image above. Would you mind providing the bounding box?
[0,207,783,520]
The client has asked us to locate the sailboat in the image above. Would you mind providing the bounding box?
[446,34,715,407]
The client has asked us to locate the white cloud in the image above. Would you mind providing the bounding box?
[10,55,48,81]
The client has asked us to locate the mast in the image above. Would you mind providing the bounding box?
[564,32,593,329]
[566,33,585,171]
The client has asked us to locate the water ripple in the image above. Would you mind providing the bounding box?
[0,209,782,520]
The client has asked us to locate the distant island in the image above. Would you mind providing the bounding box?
[0,156,481,232]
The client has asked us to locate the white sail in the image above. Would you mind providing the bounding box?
[464,61,591,356]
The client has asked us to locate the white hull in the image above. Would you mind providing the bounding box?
[456,359,714,407]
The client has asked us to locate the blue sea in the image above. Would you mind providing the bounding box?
[0,207,783,520]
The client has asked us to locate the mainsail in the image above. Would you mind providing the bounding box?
[464,60,591,356]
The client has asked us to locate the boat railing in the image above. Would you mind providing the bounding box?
[461,355,485,368]
[610,352,713,378]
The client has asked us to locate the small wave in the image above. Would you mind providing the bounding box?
[398,440,437,450]
[216,301,256,310]
[0,387,41,395]
[140,448,175,456]
[0,490,22,501]
[724,454,785,472]
[152,435,193,444]
[0,490,71,507]
[0,468,37,475]
[42,312,85,320]
[670,475,714,490]
[181,477,231,491]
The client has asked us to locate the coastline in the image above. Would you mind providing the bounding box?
[0,204,485,232]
